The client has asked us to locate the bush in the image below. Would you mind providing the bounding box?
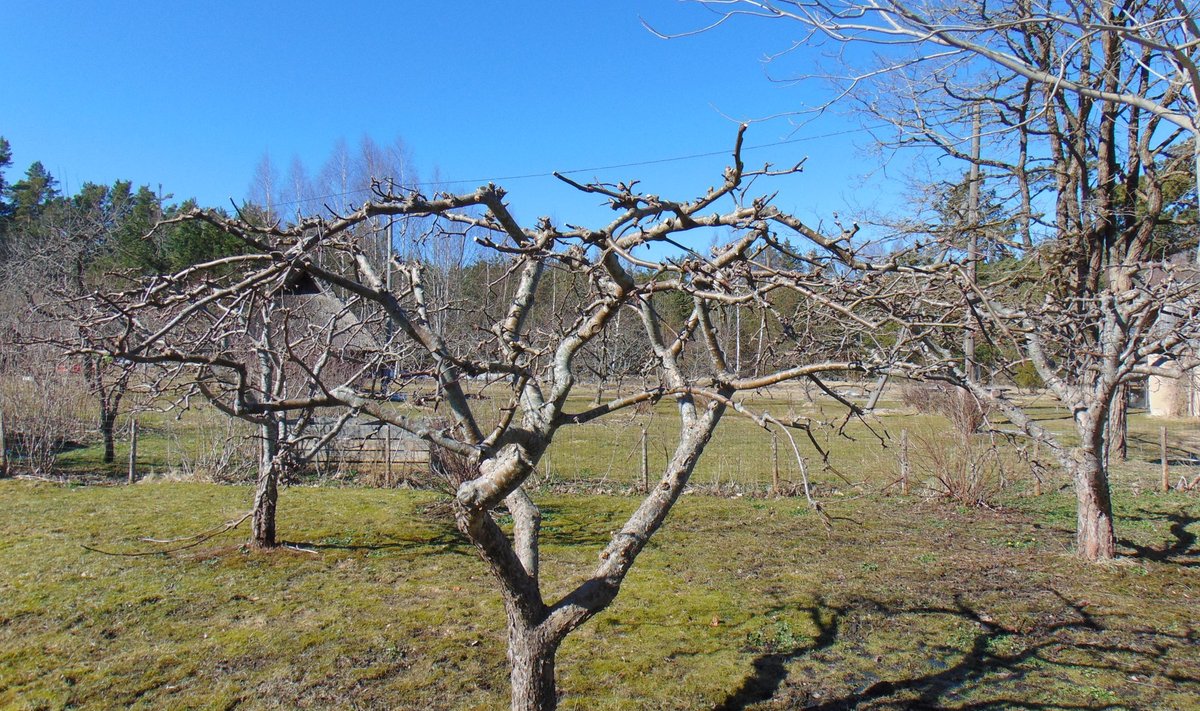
[901,382,991,436]
[911,431,1003,507]
[167,415,257,483]
[1012,362,1044,392]
[0,353,92,476]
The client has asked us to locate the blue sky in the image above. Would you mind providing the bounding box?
[2,1,918,230]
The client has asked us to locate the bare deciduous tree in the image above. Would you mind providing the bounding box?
[76,129,930,709]
[673,0,1200,561]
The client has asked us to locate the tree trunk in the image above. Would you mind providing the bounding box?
[508,622,559,711]
[251,464,278,548]
[1070,445,1116,561]
[1107,384,1128,463]
[100,410,117,465]
[251,420,280,548]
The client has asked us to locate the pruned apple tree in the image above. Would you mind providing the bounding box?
[669,0,1200,562]
[74,129,931,710]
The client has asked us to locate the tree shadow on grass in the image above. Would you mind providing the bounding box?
[715,590,1197,710]
[713,598,843,710]
[1121,511,1199,567]
[533,504,618,549]
[289,501,618,556]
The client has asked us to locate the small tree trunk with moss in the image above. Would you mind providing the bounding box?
[100,409,118,465]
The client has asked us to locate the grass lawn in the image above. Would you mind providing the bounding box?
[5,383,1199,708]
[0,478,1197,709]
[49,382,1200,496]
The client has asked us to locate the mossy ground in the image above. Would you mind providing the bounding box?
[6,383,1199,708]
[0,477,1197,709]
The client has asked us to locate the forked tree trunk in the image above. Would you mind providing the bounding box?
[251,420,280,548]
[508,622,560,711]
[1070,443,1116,561]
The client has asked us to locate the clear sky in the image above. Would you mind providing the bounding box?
[2,1,917,230]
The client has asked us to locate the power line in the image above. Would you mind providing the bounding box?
[435,125,877,185]
[265,124,882,210]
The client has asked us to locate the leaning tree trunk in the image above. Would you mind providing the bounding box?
[1070,438,1117,561]
[251,419,280,548]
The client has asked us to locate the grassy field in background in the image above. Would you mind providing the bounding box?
[52,382,1200,498]
[4,383,1198,708]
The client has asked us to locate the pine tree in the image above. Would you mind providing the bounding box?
[8,161,59,225]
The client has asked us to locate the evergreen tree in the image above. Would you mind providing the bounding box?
[0,137,12,252]
[161,200,249,271]
[8,161,59,225]
[931,174,1016,262]
[106,184,166,273]
[0,136,12,217]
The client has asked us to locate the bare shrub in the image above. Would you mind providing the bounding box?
[427,444,476,494]
[901,382,991,436]
[168,415,257,483]
[911,431,1003,507]
[0,354,92,476]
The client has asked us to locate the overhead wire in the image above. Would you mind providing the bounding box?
[264,124,886,210]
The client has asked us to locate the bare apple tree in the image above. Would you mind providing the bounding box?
[670,0,1200,561]
[74,255,383,546]
[77,128,929,710]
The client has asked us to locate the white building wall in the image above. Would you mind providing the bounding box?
[1148,366,1199,418]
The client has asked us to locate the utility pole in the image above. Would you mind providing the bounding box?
[965,103,981,384]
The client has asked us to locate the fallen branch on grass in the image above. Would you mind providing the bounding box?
[82,511,252,556]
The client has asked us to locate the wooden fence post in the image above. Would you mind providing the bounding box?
[385,424,394,487]
[640,426,649,493]
[127,417,138,484]
[1161,426,1170,493]
[899,428,910,495]
[771,431,780,495]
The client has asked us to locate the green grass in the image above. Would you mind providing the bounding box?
[1,480,1198,709]
[5,382,1200,707]
[37,381,1200,500]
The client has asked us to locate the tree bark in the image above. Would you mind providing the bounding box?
[1107,384,1128,462]
[251,464,279,548]
[1070,444,1116,561]
[508,621,560,711]
[100,409,117,465]
[251,420,280,548]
